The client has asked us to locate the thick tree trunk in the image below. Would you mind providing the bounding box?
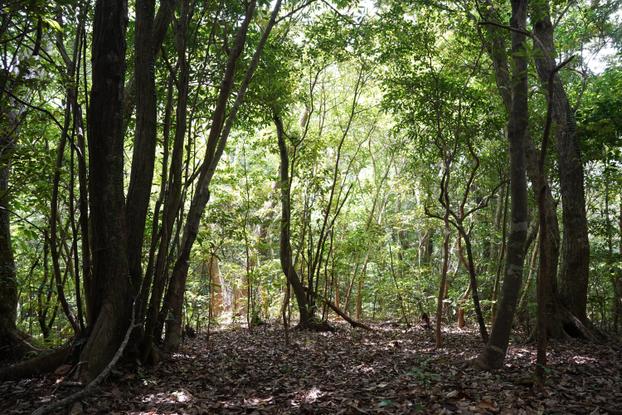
[80,0,132,381]
[476,0,529,370]
[531,0,590,324]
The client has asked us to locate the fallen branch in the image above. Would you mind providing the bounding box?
[308,289,373,331]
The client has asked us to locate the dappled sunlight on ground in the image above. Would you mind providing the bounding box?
[1,322,621,414]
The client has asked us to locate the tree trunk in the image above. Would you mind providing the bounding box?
[460,232,489,342]
[126,0,157,287]
[79,0,132,381]
[162,0,258,350]
[0,109,25,359]
[476,0,529,370]
[163,0,281,350]
[491,183,509,323]
[142,0,189,360]
[531,0,590,324]
[435,224,451,348]
[275,114,311,327]
[479,0,564,338]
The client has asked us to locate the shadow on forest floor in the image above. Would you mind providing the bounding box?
[1,323,621,414]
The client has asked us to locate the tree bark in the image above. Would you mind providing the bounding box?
[476,0,529,370]
[531,0,590,324]
[0,108,23,359]
[80,0,132,381]
[275,114,311,327]
[479,0,564,338]
[126,0,157,287]
[142,0,189,360]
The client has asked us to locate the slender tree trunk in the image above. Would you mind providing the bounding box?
[123,0,178,124]
[535,52,562,383]
[491,183,509,323]
[388,243,410,327]
[163,0,281,350]
[460,231,489,342]
[476,0,529,370]
[79,0,132,381]
[275,114,310,327]
[518,230,539,316]
[479,0,563,338]
[49,94,79,335]
[142,1,189,360]
[126,0,157,287]
[435,220,451,348]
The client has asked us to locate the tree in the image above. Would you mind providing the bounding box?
[275,113,312,328]
[476,0,530,370]
[163,0,282,351]
[79,0,132,381]
[531,0,591,326]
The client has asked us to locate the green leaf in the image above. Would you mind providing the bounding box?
[42,17,62,33]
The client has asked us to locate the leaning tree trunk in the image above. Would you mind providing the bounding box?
[476,0,529,370]
[162,0,258,351]
[79,0,132,381]
[531,0,590,325]
[163,0,282,351]
[274,114,311,328]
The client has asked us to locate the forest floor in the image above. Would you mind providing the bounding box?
[1,322,621,414]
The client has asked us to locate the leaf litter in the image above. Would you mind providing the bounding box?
[1,323,621,414]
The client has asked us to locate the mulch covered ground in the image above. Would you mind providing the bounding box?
[1,323,621,414]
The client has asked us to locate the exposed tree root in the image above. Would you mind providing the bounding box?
[296,318,336,332]
[0,343,73,381]
[31,306,139,415]
[526,303,607,343]
[0,329,42,364]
